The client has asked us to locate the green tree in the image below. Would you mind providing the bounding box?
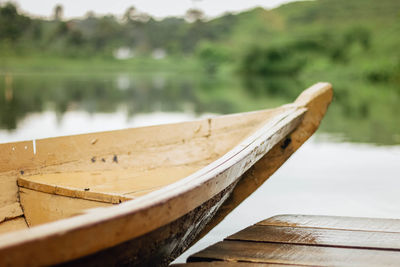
[196,42,229,75]
[0,3,30,42]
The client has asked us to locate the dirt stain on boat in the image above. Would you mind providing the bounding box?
[281,137,292,149]
[206,118,212,137]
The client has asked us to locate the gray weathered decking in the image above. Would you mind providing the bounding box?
[175,214,400,266]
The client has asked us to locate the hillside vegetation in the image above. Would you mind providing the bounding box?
[1,0,399,144]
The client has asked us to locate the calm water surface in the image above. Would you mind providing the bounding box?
[0,73,399,263]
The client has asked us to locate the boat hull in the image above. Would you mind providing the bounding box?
[58,181,237,267]
[0,83,333,267]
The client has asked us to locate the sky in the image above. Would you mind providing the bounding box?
[8,0,297,19]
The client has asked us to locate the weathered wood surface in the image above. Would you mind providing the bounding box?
[0,217,27,235]
[0,107,306,266]
[175,263,301,267]
[0,202,23,223]
[193,83,333,243]
[20,188,113,227]
[189,240,400,266]
[0,172,26,233]
[59,181,238,267]
[0,83,332,266]
[228,225,400,250]
[182,215,400,267]
[260,214,400,232]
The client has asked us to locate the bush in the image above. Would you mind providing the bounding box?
[195,42,230,75]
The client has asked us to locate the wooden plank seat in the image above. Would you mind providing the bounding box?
[17,166,202,226]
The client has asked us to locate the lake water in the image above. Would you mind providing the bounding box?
[0,72,399,263]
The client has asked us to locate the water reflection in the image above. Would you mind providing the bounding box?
[0,72,399,145]
[0,110,203,143]
[0,73,198,130]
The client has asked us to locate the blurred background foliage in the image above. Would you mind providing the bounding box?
[0,0,399,144]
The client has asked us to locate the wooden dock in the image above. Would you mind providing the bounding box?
[175,214,400,266]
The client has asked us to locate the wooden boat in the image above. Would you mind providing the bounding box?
[0,83,332,266]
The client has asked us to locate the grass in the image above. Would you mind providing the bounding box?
[0,55,200,75]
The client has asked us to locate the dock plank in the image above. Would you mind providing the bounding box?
[259,214,400,232]
[176,215,400,267]
[227,224,400,250]
[174,262,300,267]
[188,240,400,266]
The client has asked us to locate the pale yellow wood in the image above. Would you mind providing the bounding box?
[0,106,307,266]
[0,217,28,235]
[15,108,287,215]
[18,178,132,204]
[19,163,204,200]
[0,141,36,173]
[0,172,24,241]
[0,83,332,267]
[0,202,23,223]
[20,188,112,227]
[0,108,281,176]
[2,107,283,216]
[0,173,21,218]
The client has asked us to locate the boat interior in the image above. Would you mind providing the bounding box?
[0,105,294,235]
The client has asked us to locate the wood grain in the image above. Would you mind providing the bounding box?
[0,106,305,266]
[20,188,112,226]
[0,217,27,235]
[18,165,200,202]
[183,215,400,267]
[0,202,23,223]
[174,262,301,266]
[0,83,332,266]
[0,173,21,221]
[259,214,400,233]
[188,240,400,266]
[0,107,283,175]
[228,224,400,250]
